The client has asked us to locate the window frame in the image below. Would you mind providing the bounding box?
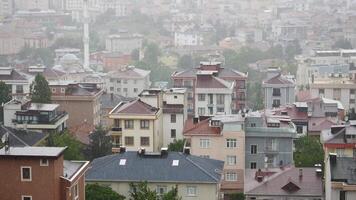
[156,185,168,195]
[198,94,205,101]
[170,114,176,123]
[250,162,257,169]
[226,155,237,165]
[140,137,150,146]
[125,136,134,146]
[225,172,237,181]
[21,166,32,182]
[199,139,210,149]
[170,129,176,138]
[140,120,149,129]
[226,139,237,148]
[250,144,257,154]
[21,196,32,200]
[73,182,79,200]
[125,120,134,129]
[186,186,197,197]
[40,158,49,166]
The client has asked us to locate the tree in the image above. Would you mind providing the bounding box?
[177,55,194,69]
[228,193,245,200]
[143,43,161,65]
[168,139,185,152]
[333,39,353,49]
[285,40,302,61]
[30,73,51,103]
[86,184,125,200]
[131,49,140,61]
[85,126,112,160]
[0,81,11,123]
[129,182,181,200]
[47,131,84,160]
[294,136,324,167]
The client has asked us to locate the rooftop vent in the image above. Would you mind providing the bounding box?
[183,147,190,155]
[161,147,168,156]
[172,160,179,166]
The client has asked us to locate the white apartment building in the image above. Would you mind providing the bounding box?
[105,34,143,54]
[98,0,132,17]
[0,66,32,99]
[195,73,234,117]
[14,0,49,10]
[0,0,12,17]
[105,66,151,98]
[174,31,203,47]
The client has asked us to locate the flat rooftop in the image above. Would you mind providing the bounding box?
[28,103,59,111]
[63,160,88,180]
[0,147,66,157]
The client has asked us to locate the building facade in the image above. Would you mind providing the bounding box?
[105,33,143,54]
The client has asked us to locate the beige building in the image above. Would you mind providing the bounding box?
[109,99,163,152]
[86,150,223,200]
[49,82,103,129]
[184,115,245,197]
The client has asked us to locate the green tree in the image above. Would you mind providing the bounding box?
[85,126,112,160]
[294,136,324,167]
[285,40,302,61]
[47,131,84,160]
[131,49,140,61]
[228,193,245,200]
[0,81,11,123]
[86,184,125,200]
[30,73,52,103]
[333,39,353,49]
[177,55,194,69]
[129,182,181,200]
[168,139,185,152]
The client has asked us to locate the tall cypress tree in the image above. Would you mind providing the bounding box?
[30,73,51,103]
[0,81,11,123]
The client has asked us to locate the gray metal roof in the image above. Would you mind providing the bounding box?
[86,151,223,183]
[0,126,48,147]
[0,146,66,157]
[63,160,87,179]
[331,157,356,184]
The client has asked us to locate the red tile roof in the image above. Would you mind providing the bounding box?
[196,75,230,88]
[308,118,337,133]
[296,90,312,102]
[183,118,221,136]
[69,122,95,145]
[111,99,159,115]
[264,74,294,85]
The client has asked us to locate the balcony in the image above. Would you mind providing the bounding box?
[265,146,279,154]
[187,96,193,100]
[109,127,122,136]
[14,112,68,130]
[272,92,281,97]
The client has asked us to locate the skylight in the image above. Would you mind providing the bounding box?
[172,160,179,166]
[119,159,126,166]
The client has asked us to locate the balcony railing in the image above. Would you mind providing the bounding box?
[272,92,281,97]
[14,111,68,125]
[111,127,122,132]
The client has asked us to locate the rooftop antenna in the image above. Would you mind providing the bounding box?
[83,0,90,71]
[1,132,10,153]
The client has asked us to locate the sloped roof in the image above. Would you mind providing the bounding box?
[171,67,247,79]
[0,126,47,147]
[183,118,221,136]
[0,69,27,81]
[263,74,294,85]
[196,75,232,89]
[86,151,223,183]
[111,99,159,115]
[69,122,95,145]
[108,67,150,79]
[308,118,337,133]
[100,93,133,109]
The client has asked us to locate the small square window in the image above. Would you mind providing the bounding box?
[140,137,150,146]
[61,88,65,93]
[187,186,197,196]
[22,196,32,200]
[250,162,257,169]
[21,166,31,182]
[40,159,49,166]
[134,88,138,93]
[170,114,176,123]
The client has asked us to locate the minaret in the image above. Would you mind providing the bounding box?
[83,0,90,71]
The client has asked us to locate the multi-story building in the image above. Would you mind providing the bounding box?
[3,99,68,133]
[0,66,32,99]
[262,68,296,109]
[100,93,132,128]
[98,0,132,17]
[245,111,297,169]
[105,66,151,98]
[172,62,248,116]
[0,146,89,200]
[184,115,245,197]
[108,99,163,152]
[49,82,103,129]
[0,29,24,55]
[105,33,143,54]
[14,0,49,10]
[86,149,223,200]
[0,0,13,17]
[174,31,203,47]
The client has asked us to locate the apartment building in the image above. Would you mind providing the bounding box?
[49,82,103,129]
[100,93,132,128]
[262,68,296,109]
[86,150,223,200]
[0,0,13,17]
[3,99,68,133]
[98,0,132,17]
[108,99,163,152]
[245,112,297,169]
[183,115,245,197]
[0,66,32,99]
[174,31,203,47]
[172,62,248,116]
[0,146,89,200]
[21,65,66,82]
[105,33,143,54]
[105,66,151,98]
[14,0,49,10]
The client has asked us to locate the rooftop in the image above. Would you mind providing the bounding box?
[184,118,221,136]
[263,73,295,85]
[110,99,159,115]
[100,93,133,109]
[0,126,48,147]
[63,160,88,180]
[0,146,66,157]
[107,66,150,79]
[86,151,223,183]
[28,103,59,111]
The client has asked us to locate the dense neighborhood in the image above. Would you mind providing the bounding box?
[0,0,356,200]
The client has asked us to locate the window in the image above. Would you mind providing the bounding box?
[174,95,177,99]
[217,94,225,105]
[40,159,49,166]
[22,196,32,200]
[319,89,325,95]
[21,166,31,181]
[117,79,121,83]
[250,123,256,127]
[200,139,210,148]
[226,155,237,165]
[272,88,281,96]
[351,99,355,104]
[186,186,197,196]
[250,162,257,169]
[225,172,237,181]
[117,88,121,92]
[140,120,149,129]
[351,89,355,95]
[51,88,56,93]
[125,136,134,146]
[250,145,257,154]
[156,185,167,195]
[198,94,205,101]
[272,99,280,107]
[171,114,176,123]
[16,85,24,93]
[183,80,192,87]
[208,107,213,115]
[140,137,149,146]
[125,120,134,129]
[217,107,225,113]
[110,87,114,91]
[340,191,346,200]
[123,79,128,84]
[134,88,138,93]
[188,92,193,99]
[198,107,205,115]
[336,148,345,157]
[226,139,237,148]
[171,129,176,138]
[73,183,79,200]
[123,88,128,92]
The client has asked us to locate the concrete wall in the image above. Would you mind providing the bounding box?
[106,77,150,98]
[264,85,295,109]
[163,113,184,146]
[194,93,232,116]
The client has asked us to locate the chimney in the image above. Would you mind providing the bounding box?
[315,168,322,177]
[193,117,199,124]
[137,148,145,156]
[161,147,168,156]
[255,169,264,182]
[183,147,190,155]
[119,146,126,153]
[110,93,113,101]
[329,153,337,165]
[299,168,303,178]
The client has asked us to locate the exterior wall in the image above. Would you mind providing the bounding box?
[0,35,24,55]
[106,76,151,98]
[61,168,86,200]
[174,32,203,47]
[88,181,219,200]
[310,85,356,110]
[263,85,295,109]
[105,36,142,54]
[3,101,21,127]
[14,0,49,10]
[195,91,233,117]
[0,155,63,200]
[0,0,13,17]
[163,113,184,146]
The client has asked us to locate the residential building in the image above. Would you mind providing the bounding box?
[184,115,245,196]
[0,125,48,147]
[0,0,13,17]
[105,66,151,98]
[0,66,32,99]
[90,52,132,72]
[245,166,324,200]
[100,93,133,128]
[172,61,248,116]
[49,82,103,129]
[3,99,68,133]
[245,111,297,169]
[97,0,132,17]
[20,65,66,82]
[0,146,89,200]
[0,29,24,55]
[262,68,296,109]
[14,0,49,10]
[174,31,203,47]
[325,154,356,200]
[86,150,223,200]
[105,33,143,54]
[108,99,162,152]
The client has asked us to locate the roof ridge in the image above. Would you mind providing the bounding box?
[1,126,29,146]
[184,154,219,182]
[183,118,210,134]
